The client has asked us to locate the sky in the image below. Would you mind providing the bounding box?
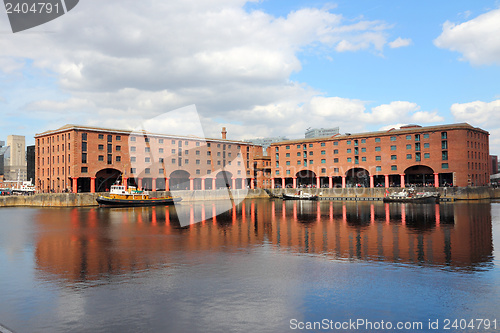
[1,0,500,155]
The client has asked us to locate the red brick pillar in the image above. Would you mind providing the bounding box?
[369,175,374,188]
[271,178,275,188]
[138,178,143,190]
[384,174,389,188]
[123,177,128,190]
[341,176,346,188]
[316,177,320,188]
[189,178,194,191]
[281,177,285,188]
[231,177,236,189]
[250,178,255,189]
[292,177,297,189]
[165,177,169,191]
[400,174,405,188]
[212,177,216,190]
[152,178,157,191]
[434,173,439,188]
[328,177,332,188]
[72,177,78,193]
[201,178,206,190]
[90,177,96,193]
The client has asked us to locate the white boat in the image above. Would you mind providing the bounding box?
[383,188,439,203]
[12,181,36,195]
[282,190,318,200]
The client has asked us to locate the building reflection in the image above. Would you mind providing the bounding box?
[34,200,493,283]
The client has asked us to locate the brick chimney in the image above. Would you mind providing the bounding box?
[221,127,227,139]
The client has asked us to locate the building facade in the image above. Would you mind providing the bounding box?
[490,155,498,175]
[270,123,489,188]
[305,127,340,139]
[252,154,272,189]
[35,125,261,193]
[27,145,36,183]
[4,135,27,181]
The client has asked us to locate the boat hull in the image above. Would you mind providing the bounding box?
[282,194,319,201]
[383,195,439,203]
[97,196,182,207]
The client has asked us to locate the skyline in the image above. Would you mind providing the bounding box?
[1,1,500,154]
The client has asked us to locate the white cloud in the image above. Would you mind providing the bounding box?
[451,99,500,125]
[434,8,500,65]
[363,101,443,124]
[0,0,422,141]
[27,98,94,111]
[0,57,25,73]
[451,99,500,154]
[388,37,412,48]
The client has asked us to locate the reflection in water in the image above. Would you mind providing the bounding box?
[34,200,493,284]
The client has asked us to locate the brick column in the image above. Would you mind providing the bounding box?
[271,178,275,188]
[384,174,389,188]
[292,177,297,188]
[434,173,439,188]
[281,177,285,188]
[369,175,374,188]
[232,177,236,189]
[341,176,346,188]
[212,177,216,190]
[152,178,157,191]
[72,177,78,193]
[165,177,169,191]
[201,178,205,190]
[123,177,128,190]
[90,177,96,193]
[189,177,194,191]
[250,178,255,189]
[400,174,405,188]
[316,177,320,188]
[328,177,332,188]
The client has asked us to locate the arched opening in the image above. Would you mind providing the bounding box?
[95,168,122,192]
[284,177,294,188]
[216,171,232,189]
[345,168,369,187]
[169,170,190,191]
[77,178,91,193]
[296,170,316,188]
[404,165,434,187]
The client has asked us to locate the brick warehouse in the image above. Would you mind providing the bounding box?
[35,122,490,193]
[35,125,264,193]
[270,123,489,189]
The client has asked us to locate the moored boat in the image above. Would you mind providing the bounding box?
[282,190,318,200]
[11,181,36,195]
[383,188,439,203]
[97,185,182,207]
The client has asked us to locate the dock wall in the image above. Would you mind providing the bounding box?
[0,187,499,208]
[269,186,500,201]
[0,189,269,207]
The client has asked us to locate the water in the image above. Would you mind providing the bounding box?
[1,200,500,332]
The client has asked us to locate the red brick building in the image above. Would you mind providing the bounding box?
[270,123,489,188]
[35,125,261,193]
[253,154,272,189]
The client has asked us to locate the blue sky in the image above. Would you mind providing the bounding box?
[1,0,500,154]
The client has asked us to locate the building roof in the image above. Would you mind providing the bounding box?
[270,123,487,146]
[35,124,254,145]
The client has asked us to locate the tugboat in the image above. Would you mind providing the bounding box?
[97,184,182,207]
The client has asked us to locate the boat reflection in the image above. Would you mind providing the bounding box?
[34,200,493,283]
